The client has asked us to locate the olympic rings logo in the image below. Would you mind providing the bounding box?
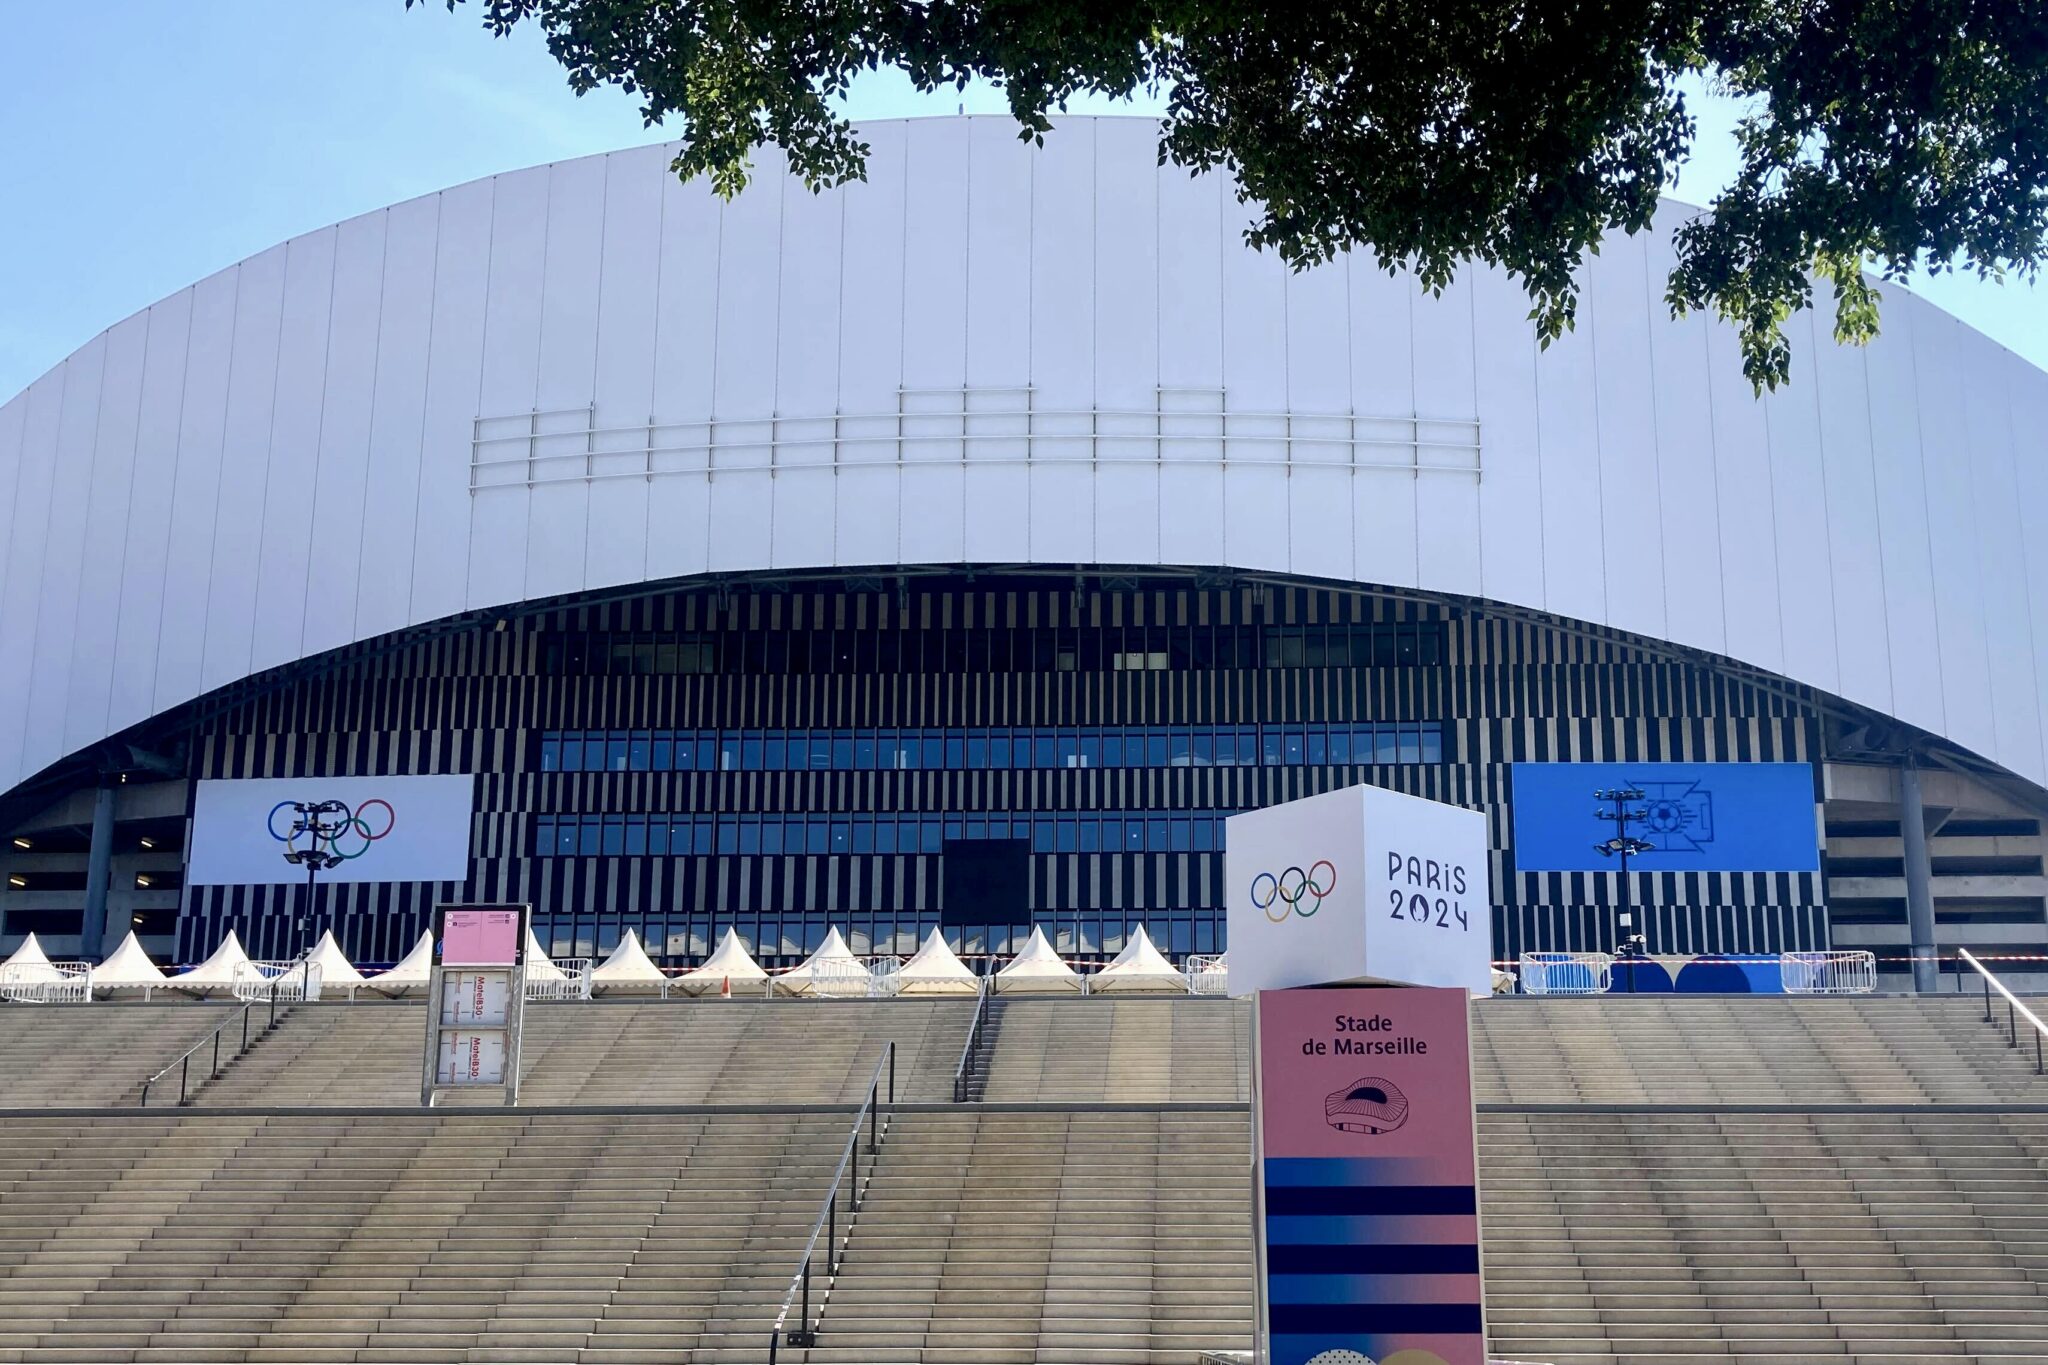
[266,798,396,862]
[1250,860,1337,922]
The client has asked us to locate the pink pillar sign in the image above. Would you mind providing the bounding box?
[1255,985,1485,1365]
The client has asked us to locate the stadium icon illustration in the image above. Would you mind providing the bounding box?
[1324,1076,1411,1134]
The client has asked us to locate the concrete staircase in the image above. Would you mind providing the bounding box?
[184,999,977,1108]
[0,1109,853,1363]
[0,1004,235,1109]
[1473,995,2048,1104]
[1480,1109,2048,1362]
[969,998,1250,1102]
[790,1108,1253,1365]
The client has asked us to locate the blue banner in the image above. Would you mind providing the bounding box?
[1511,762,1819,872]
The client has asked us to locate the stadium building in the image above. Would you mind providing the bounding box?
[3,116,2047,986]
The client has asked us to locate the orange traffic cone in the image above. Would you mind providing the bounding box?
[720,975,730,1000]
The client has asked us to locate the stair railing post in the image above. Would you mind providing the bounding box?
[889,1041,896,1105]
[800,1257,810,1334]
[2011,1000,2020,1048]
[212,1028,221,1078]
[242,1005,250,1054]
[178,1055,188,1106]
[1985,974,1993,1022]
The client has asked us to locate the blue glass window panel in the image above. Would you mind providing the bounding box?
[990,733,1011,768]
[630,734,651,770]
[1306,728,1327,764]
[649,736,672,771]
[946,735,966,769]
[558,735,583,771]
[602,819,626,856]
[1260,730,1283,765]
[832,734,854,769]
[647,820,668,855]
[851,819,873,854]
[624,817,648,856]
[741,734,764,770]
[1422,724,1443,763]
[1032,819,1055,852]
[608,734,630,771]
[1100,733,1125,768]
[1034,735,1056,769]
[534,816,554,856]
[1056,819,1078,853]
[760,736,787,770]
[1376,725,1400,763]
[1146,731,1169,767]
[1399,724,1421,763]
[921,819,944,854]
[539,735,562,772]
[1078,818,1100,852]
[760,820,784,855]
[854,735,877,770]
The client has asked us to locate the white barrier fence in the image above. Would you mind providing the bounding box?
[1780,949,1878,995]
[1185,955,1229,995]
[232,961,325,1004]
[0,962,93,1004]
[1518,951,1614,995]
[526,958,593,1002]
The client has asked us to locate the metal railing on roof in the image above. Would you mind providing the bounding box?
[767,1042,896,1363]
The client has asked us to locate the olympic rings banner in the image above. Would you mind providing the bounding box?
[187,776,476,885]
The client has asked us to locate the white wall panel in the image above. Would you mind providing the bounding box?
[155,269,239,715]
[24,335,108,775]
[63,313,148,754]
[1862,300,1947,734]
[411,181,493,625]
[244,230,338,679]
[1026,124,1096,564]
[300,213,387,660]
[584,145,667,591]
[353,195,439,643]
[1644,216,1726,655]
[961,119,1034,562]
[8,118,2048,801]
[1470,265,1546,609]
[1910,303,1996,758]
[1964,343,2043,783]
[524,155,607,601]
[830,125,907,569]
[108,293,194,735]
[1760,315,1841,696]
[1411,273,1482,598]
[466,168,551,609]
[1585,235,1666,639]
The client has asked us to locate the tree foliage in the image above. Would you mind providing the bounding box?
[415,0,2048,389]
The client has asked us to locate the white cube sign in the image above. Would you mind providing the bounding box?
[1225,783,1493,997]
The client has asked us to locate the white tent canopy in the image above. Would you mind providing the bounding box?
[1089,926,1188,993]
[170,931,253,993]
[523,928,569,984]
[93,931,169,991]
[886,927,982,996]
[674,928,769,996]
[592,929,667,991]
[0,934,63,983]
[994,926,1083,994]
[302,930,366,987]
[370,930,435,995]
[774,927,872,996]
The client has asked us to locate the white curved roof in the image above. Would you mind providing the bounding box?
[4,115,2047,796]
[774,928,871,996]
[170,930,251,990]
[370,930,434,994]
[0,934,62,982]
[303,930,365,987]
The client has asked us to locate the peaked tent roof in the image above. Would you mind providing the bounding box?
[994,926,1083,994]
[93,931,169,989]
[592,929,667,990]
[1089,926,1188,993]
[523,928,568,983]
[170,931,252,991]
[887,927,981,995]
[370,930,435,994]
[774,927,872,996]
[302,930,366,987]
[0,934,62,982]
[674,928,769,995]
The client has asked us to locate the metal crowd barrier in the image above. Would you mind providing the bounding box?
[1779,949,1878,994]
[0,961,93,1004]
[525,958,593,1002]
[1184,954,1229,995]
[1518,951,1614,995]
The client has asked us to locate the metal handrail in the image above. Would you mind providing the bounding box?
[138,948,307,1106]
[767,1042,897,1362]
[951,978,992,1103]
[1958,948,2048,1076]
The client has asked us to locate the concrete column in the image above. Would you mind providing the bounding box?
[80,785,115,961]
[1900,761,1938,994]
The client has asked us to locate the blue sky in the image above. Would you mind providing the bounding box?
[3,2,2043,402]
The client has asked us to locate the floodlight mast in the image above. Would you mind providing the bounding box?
[1592,787,1655,992]
[280,799,352,956]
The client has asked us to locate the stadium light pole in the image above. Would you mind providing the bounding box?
[279,799,350,957]
[1593,788,1655,993]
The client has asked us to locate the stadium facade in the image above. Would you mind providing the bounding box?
[3,117,2047,984]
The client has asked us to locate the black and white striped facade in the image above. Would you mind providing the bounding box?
[181,572,1826,964]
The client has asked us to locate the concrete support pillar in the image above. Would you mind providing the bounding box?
[1900,761,1938,994]
[80,785,115,961]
